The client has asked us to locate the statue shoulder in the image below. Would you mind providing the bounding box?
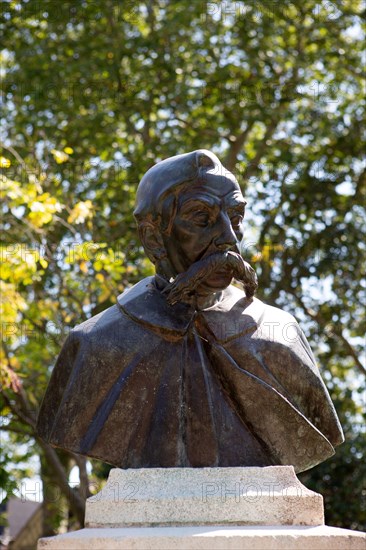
[63,279,157,344]
[222,286,300,327]
[253,297,299,326]
[70,304,125,341]
[117,276,157,308]
[213,288,309,349]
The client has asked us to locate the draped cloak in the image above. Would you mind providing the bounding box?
[37,276,344,473]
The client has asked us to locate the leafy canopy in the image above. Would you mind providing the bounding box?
[1,0,365,532]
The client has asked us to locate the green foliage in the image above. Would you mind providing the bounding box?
[1,0,365,533]
[299,378,366,531]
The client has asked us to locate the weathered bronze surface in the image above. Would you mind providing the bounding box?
[37,150,344,472]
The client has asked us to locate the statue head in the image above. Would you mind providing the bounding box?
[134,150,254,300]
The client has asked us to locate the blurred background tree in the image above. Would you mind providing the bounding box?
[1,0,365,536]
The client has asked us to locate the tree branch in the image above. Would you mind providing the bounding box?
[225,122,255,172]
[288,290,366,376]
[0,424,33,436]
[35,437,86,525]
[332,329,366,377]
[72,454,91,500]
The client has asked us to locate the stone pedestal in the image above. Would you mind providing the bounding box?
[37,467,366,549]
[86,466,324,527]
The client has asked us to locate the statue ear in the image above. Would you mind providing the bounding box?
[196,151,215,169]
[139,222,167,264]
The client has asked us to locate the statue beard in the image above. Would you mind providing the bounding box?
[162,251,258,306]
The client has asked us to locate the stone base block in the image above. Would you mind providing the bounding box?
[85,466,324,527]
[37,525,366,550]
[37,467,366,549]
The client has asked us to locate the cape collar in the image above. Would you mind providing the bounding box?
[117,276,262,342]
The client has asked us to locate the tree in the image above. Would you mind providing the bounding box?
[1,0,365,533]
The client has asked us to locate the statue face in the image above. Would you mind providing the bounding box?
[162,173,246,291]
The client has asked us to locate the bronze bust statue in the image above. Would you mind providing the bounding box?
[37,150,343,472]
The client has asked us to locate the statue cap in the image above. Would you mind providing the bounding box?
[134,149,231,220]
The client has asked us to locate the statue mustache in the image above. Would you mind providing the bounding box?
[163,251,258,305]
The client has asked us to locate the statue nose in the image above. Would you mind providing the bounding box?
[214,214,237,250]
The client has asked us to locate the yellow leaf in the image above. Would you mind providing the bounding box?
[51,149,69,164]
[98,288,111,303]
[39,258,48,269]
[27,193,63,227]
[0,156,11,168]
[28,211,53,227]
[67,200,94,224]
[79,261,88,274]
[0,281,28,324]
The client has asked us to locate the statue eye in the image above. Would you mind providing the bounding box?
[191,211,210,225]
[230,214,243,229]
